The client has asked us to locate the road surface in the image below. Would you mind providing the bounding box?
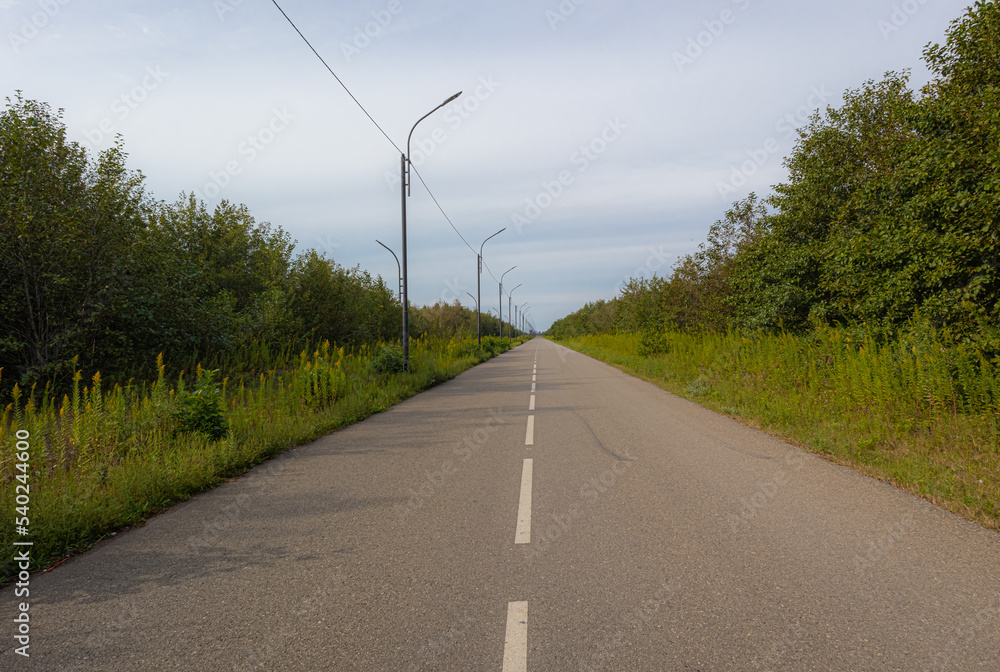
[3,338,999,670]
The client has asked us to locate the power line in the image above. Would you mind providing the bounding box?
[270,0,401,155]
[271,1,486,268]
[409,164,477,256]
[482,259,499,285]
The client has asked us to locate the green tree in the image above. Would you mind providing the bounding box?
[286,250,399,346]
[0,94,149,385]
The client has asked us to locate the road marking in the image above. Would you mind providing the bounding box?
[532,374,536,382]
[515,459,533,543]
[529,395,535,411]
[525,415,534,445]
[502,601,528,672]
[530,382,536,393]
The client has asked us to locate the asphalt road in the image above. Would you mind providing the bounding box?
[3,338,999,671]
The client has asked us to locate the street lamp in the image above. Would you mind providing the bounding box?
[508,283,522,344]
[477,228,505,346]
[519,302,528,335]
[400,91,462,371]
[499,265,516,338]
[375,240,403,341]
[375,239,402,300]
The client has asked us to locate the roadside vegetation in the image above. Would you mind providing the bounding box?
[0,91,528,581]
[0,335,523,582]
[550,3,1000,529]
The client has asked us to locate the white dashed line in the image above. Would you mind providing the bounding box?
[529,395,535,411]
[525,415,534,445]
[530,382,535,393]
[502,601,528,672]
[515,459,533,543]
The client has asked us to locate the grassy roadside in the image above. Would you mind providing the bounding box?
[555,330,1000,532]
[0,335,527,583]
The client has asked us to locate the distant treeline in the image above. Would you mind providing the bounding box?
[550,1,999,355]
[0,94,510,391]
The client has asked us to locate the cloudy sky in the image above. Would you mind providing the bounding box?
[2,0,973,330]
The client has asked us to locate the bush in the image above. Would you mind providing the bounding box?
[638,329,668,356]
[372,344,406,374]
[173,368,229,441]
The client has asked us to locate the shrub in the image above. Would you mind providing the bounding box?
[173,368,229,441]
[372,344,406,374]
[638,329,668,356]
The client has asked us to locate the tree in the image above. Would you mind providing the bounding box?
[0,94,149,384]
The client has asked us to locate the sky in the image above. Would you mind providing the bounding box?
[1,0,975,331]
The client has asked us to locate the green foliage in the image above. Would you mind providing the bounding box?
[637,329,668,356]
[0,335,510,583]
[551,3,1000,358]
[371,343,406,374]
[559,329,1000,530]
[286,251,400,347]
[0,94,406,396]
[0,93,149,387]
[547,299,617,339]
[173,368,229,441]
[729,2,1000,340]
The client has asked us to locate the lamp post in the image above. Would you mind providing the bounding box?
[401,91,462,371]
[375,239,402,300]
[520,302,528,335]
[499,265,516,338]
[375,239,403,342]
[508,283,522,344]
[477,228,505,346]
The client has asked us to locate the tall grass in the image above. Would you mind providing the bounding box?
[560,326,1000,530]
[0,335,524,581]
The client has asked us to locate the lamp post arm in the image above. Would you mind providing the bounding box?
[406,92,463,194]
[480,227,506,257]
[375,239,401,285]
